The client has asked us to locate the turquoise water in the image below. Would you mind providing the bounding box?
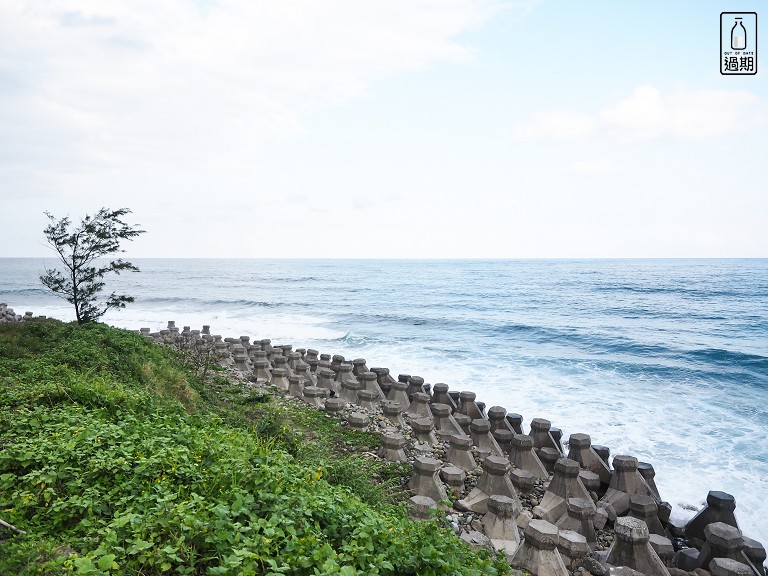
[2,258,767,545]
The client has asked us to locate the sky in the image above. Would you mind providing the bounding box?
[1,0,766,258]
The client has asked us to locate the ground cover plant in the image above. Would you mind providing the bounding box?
[0,319,510,575]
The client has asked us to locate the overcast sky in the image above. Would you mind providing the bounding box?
[1,0,766,258]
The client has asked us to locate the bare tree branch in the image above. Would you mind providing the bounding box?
[0,517,26,535]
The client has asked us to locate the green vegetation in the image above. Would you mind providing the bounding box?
[0,319,510,575]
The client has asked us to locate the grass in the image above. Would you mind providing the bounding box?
[0,319,510,575]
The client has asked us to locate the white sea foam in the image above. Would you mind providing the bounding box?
[260,333,768,549]
[103,308,346,344]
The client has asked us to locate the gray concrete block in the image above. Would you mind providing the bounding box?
[510,519,569,576]
[606,517,671,576]
[457,455,521,515]
[510,433,549,480]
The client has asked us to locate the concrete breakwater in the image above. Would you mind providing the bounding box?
[136,319,766,576]
[0,303,33,323]
[5,307,765,576]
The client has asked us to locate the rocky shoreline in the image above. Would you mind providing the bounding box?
[0,303,33,323]
[144,319,766,576]
[6,307,766,576]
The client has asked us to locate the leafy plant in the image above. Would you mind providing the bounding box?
[0,320,510,575]
[40,207,146,324]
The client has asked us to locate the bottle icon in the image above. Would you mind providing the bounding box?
[731,18,747,50]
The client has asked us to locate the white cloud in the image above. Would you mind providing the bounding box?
[664,88,766,140]
[600,84,768,141]
[0,0,508,173]
[514,85,768,145]
[571,159,616,174]
[514,110,594,140]
[599,85,665,140]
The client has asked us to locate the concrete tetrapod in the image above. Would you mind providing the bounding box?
[411,417,439,446]
[351,358,369,379]
[287,351,302,372]
[287,375,304,398]
[511,468,536,494]
[356,389,380,411]
[550,428,565,454]
[481,495,522,558]
[606,516,671,576]
[334,364,357,390]
[456,455,521,515]
[539,448,561,474]
[530,418,562,455]
[270,368,290,392]
[470,418,504,458]
[430,383,457,411]
[373,366,397,388]
[510,519,569,576]
[557,530,590,573]
[628,494,666,537]
[600,455,654,516]
[453,413,472,436]
[330,354,345,370]
[404,392,433,421]
[695,521,758,574]
[315,368,338,395]
[493,429,514,457]
[509,433,549,480]
[406,375,425,402]
[232,345,250,372]
[709,558,758,576]
[568,433,612,487]
[272,355,289,376]
[339,378,363,405]
[742,536,767,576]
[379,433,408,463]
[488,406,515,434]
[380,400,407,428]
[346,412,370,431]
[446,434,478,473]
[386,381,410,409]
[302,386,327,408]
[556,497,597,549]
[323,397,345,415]
[506,412,524,434]
[648,534,675,568]
[359,371,385,400]
[534,458,595,525]
[439,465,466,495]
[408,456,448,503]
[293,362,314,386]
[408,495,437,520]
[457,391,485,421]
[431,403,466,439]
[251,359,272,384]
[637,462,662,501]
[684,490,739,546]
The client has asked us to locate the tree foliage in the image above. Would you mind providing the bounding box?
[40,207,146,324]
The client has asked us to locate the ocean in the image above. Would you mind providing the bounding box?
[2,258,767,547]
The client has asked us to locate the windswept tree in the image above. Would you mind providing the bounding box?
[40,207,146,324]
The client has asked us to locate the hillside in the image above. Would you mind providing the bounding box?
[0,319,509,575]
